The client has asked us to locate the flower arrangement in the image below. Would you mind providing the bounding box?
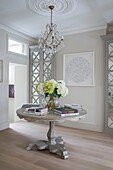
[36,79,68,109]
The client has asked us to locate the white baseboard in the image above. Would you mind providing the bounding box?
[0,121,9,131]
[57,121,103,132]
[0,120,103,132]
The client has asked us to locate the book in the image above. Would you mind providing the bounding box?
[54,112,79,117]
[64,104,83,110]
[25,107,48,113]
[24,107,48,116]
[24,111,48,116]
[54,107,78,114]
[22,103,40,108]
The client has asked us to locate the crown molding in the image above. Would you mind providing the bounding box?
[62,25,107,36]
[101,33,113,40]
[0,23,37,43]
[0,23,107,42]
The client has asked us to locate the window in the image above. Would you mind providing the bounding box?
[29,47,55,104]
[8,38,27,55]
[31,51,41,104]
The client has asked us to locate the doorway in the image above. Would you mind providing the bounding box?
[8,63,28,123]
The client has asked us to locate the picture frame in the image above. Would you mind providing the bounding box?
[0,60,3,83]
[63,52,95,86]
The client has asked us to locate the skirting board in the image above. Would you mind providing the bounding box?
[57,121,104,132]
[0,121,9,131]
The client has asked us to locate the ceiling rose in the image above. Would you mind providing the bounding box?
[26,0,78,16]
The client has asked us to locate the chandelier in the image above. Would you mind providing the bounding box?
[38,5,64,55]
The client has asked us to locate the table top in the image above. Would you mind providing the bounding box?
[16,108,87,123]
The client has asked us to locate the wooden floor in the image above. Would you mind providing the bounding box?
[0,122,113,170]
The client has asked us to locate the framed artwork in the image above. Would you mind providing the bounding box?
[0,60,3,83]
[63,52,95,86]
[9,85,15,98]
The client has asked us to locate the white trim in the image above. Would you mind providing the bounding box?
[0,121,9,131]
[0,24,107,40]
[0,23,107,41]
[57,121,103,132]
[0,23,36,43]
[62,25,107,36]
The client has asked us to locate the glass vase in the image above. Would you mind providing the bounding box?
[45,96,60,111]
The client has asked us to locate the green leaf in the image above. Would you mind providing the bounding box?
[54,88,57,94]
[50,93,55,97]
[45,93,49,97]
[57,94,61,98]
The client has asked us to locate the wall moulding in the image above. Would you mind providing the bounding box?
[0,60,3,83]
[0,24,36,43]
[0,121,9,131]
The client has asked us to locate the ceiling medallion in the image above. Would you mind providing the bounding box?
[27,0,78,16]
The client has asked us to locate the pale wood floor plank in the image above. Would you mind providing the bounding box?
[0,121,113,170]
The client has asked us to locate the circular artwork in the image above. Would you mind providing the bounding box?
[66,57,91,83]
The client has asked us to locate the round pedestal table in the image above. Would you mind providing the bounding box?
[17,108,87,159]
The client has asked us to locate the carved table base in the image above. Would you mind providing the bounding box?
[26,122,69,159]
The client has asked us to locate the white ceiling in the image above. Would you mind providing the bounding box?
[0,0,113,39]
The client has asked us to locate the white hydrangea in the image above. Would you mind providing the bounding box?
[56,82,68,97]
[62,87,68,97]
[37,83,44,95]
[36,79,68,98]
[48,79,57,88]
[56,83,64,95]
[57,80,65,87]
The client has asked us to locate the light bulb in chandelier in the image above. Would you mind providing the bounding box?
[38,5,64,55]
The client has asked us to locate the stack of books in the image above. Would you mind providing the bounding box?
[64,104,83,110]
[54,107,79,117]
[24,107,48,116]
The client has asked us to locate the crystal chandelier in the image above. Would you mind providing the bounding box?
[38,5,64,55]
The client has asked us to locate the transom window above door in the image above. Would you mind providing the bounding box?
[8,37,28,56]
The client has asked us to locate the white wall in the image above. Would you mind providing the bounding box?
[0,28,34,130]
[9,64,15,123]
[8,64,27,123]
[0,26,106,132]
[55,29,106,132]
[15,65,27,122]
